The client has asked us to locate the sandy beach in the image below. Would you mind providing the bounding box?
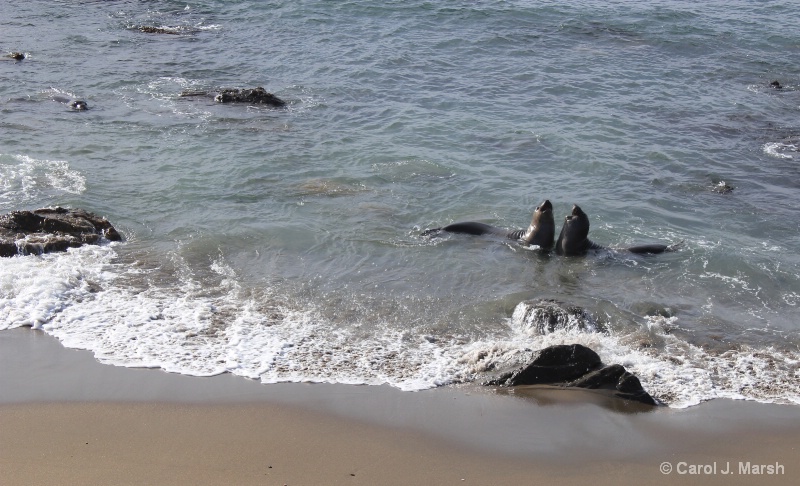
[1,327,798,485]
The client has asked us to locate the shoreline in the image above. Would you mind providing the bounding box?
[2,327,799,484]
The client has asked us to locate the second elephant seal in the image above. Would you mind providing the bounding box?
[555,204,674,256]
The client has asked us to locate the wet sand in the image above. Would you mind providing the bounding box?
[1,328,798,485]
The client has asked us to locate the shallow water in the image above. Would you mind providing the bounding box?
[1,0,799,407]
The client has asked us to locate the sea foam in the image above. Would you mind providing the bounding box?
[0,154,86,208]
[2,245,798,408]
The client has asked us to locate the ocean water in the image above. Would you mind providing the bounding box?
[1,0,799,408]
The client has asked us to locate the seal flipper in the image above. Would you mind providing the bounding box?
[420,222,508,238]
[625,244,669,255]
[585,239,604,252]
[624,240,683,254]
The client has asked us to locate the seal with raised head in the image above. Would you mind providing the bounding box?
[425,199,556,248]
[555,204,674,256]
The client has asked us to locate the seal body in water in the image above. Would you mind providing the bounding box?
[555,204,674,256]
[180,87,286,107]
[426,199,556,248]
[51,95,88,110]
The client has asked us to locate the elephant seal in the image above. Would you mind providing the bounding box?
[425,199,556,248]
[70,100,88,110]
[5,52,25,61]
[555,204,674,256]
[52,95,88,110]
[179,87,287,107]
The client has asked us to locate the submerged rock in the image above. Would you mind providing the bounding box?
[0,207,122,257]
[486,344,658,406]
[512,299,600,335]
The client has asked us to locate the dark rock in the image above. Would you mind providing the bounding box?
[512,299,600,334]
[488,344,602,386]
[486,343,659,406]
[566,364,658,405]
[0,207,122,257]
[214,87,287,107]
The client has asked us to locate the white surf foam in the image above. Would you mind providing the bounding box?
[0,154,86,207]
[495,311,800,408]
[2,245,798,407]
[763,141,797,159]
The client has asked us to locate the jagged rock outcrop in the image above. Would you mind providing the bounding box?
[0,207,122,257]
[486,344,658,406]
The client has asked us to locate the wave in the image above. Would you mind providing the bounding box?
[2,244,798,408]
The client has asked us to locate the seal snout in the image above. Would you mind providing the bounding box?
[538,199,553,213]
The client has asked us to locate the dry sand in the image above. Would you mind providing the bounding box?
[1,328,798,485]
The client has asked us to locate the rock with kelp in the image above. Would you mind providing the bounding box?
[485,344,659,406]
[180,87,287,107]
[0,207,122,257]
